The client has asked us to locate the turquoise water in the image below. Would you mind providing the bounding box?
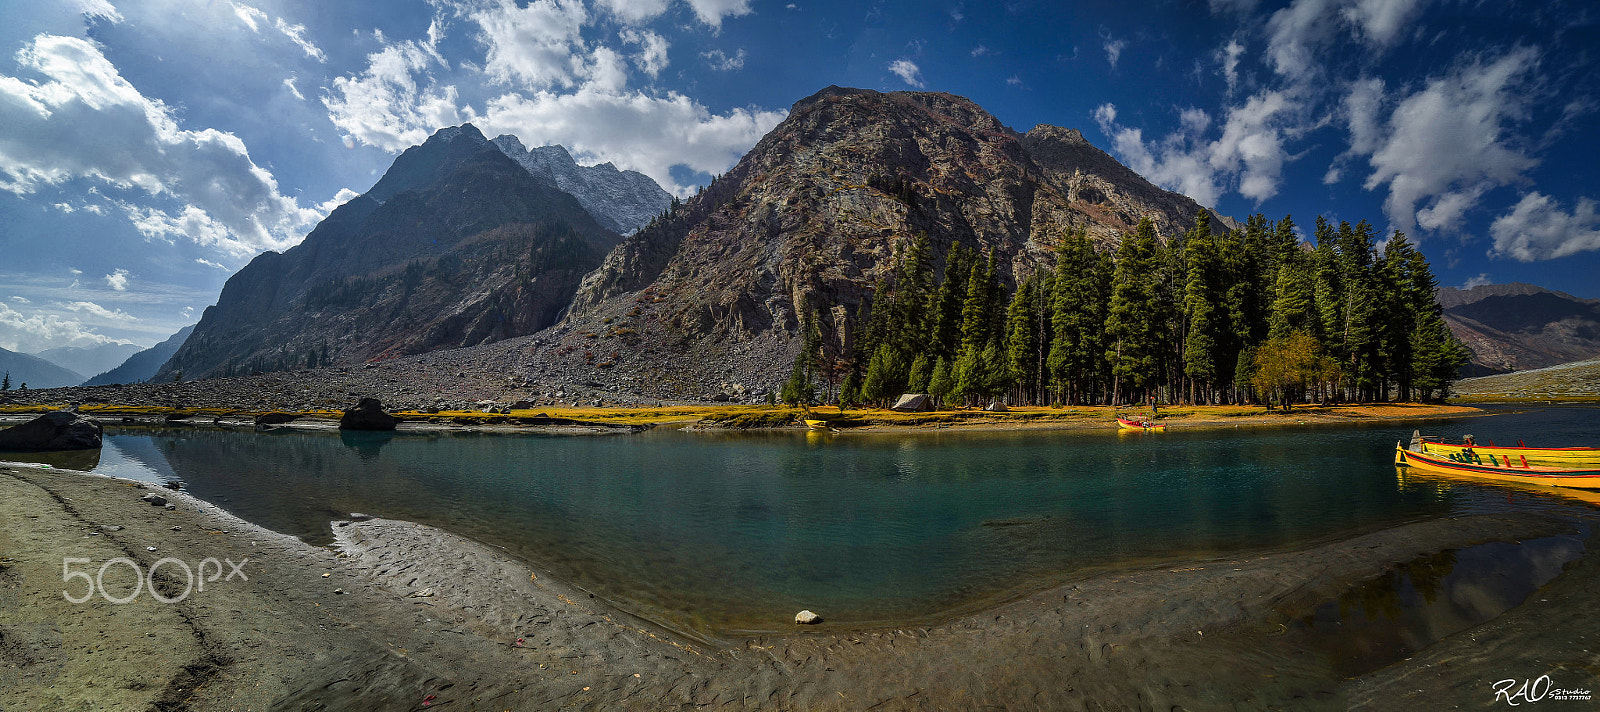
[11,406,1600,636]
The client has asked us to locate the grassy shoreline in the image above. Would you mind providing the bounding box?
[0,400,1483,433]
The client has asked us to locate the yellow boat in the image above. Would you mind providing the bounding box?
[804,419,830,430]
[1117,417,1165,431]
[1413,431,1600,468]
[1394,443,1600,490]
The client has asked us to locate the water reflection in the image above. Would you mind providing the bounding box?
[5,408,1596,637]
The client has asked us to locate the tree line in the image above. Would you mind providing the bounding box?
[783,212,1470,410]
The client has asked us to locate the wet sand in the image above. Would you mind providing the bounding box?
[2,462,1596,710]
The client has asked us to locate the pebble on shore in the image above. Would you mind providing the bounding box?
[794,610,822,625]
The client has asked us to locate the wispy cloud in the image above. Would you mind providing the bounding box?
[888,59,924,88]
[1490,192,1600,262]
[104,268,130,291]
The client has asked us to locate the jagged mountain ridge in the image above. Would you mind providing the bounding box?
[85,325,194,385]
[1436,283,1600,375]
[491,136,672,235]
[156,124,623,381]
[521,86,1239,400]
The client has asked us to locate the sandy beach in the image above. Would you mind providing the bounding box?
[3,459,1597,710]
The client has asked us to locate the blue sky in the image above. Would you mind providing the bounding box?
[0,0,1596,354]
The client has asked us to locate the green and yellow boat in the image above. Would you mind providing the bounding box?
[1395,443,1600,490]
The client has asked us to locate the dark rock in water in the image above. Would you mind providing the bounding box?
[164,481,184,490]
[0,411,103,451]
[141,493,168,507]
[891,393,932,412]
[340,398,398,431]
[255,412,301,426]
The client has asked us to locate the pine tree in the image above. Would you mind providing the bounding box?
[907,353,932,394]
[1267,250,1316,339]
[1,372,8,391]
[1182,211,1225,403]
[1005,273,1041,403]
[1047,229,1106,405]
[861,344,908,407]
[928,243,972,360]
[1104,218,1162,404]
[928,356,954,407]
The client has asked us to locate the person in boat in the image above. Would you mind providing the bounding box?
[1464,434,1475,446]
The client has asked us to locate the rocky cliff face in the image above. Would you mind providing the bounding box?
[1437,283,1600,374]
[157,124,621,381]
[520,86,1235,400]
[491,136,672,235]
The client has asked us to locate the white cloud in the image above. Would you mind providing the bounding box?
[10,296,30,303]
[1006,75,1023,87]
[76,0,123,23]
[1461,272,1492,289]
[323,29,468,151]
[971,45,992,58]
[195,258,231,271]
[1103,38,1127,69]
[1208,90,1292,202]
[104,268,129,291]
[1095,92,1294,207]
[1356,48,1540,232]
[230,2,266,31]
[0,35,321,257]
[180,306,194,319]
[685,0,753,28]
[469,0,589,89]
[593,0,670,23]
[0,302,126,352]
[316,187,360,216]
[1341,0,1430,47]
[1267,0,1430,79]
[230,3,324,61]
[702,48,746,71]
[1217,39,1244,94]
[282,75,305,101]
[1490,192,1600,262]
[888,59,924,88]
[482,88,785,195]
[274,18,327,63]
[64,300,136,322]
[620,29,669,77]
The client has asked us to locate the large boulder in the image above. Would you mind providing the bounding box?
[985,401,1009,412]
[891,393,933,412]
[0,411,103,451]
[339,398,399,431]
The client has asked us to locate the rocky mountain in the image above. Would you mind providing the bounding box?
[84,325,194,385]
[1437,283,1600,375]
[156,124,622,381]
[490,136,673,235]
[0,346,84,389]
[519,86,1238,400]
[34,342,142,382]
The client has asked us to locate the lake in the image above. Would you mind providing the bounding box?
[10,405,1600,637]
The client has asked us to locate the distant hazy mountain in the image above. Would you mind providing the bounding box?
[84,325,194,385]
[1436,282,1600,374]
[0,346,85,389]
[34,342,142,381]
[490,135,672,235]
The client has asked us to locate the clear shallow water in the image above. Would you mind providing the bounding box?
[7,406,1599,636]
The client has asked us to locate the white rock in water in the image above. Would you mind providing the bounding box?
[794,610,822,625]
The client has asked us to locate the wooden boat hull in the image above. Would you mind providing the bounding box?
[804,419,830,430]
[1395,445,1600,490]
[1419,438,1600,468]
[1117,417,1164,431]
